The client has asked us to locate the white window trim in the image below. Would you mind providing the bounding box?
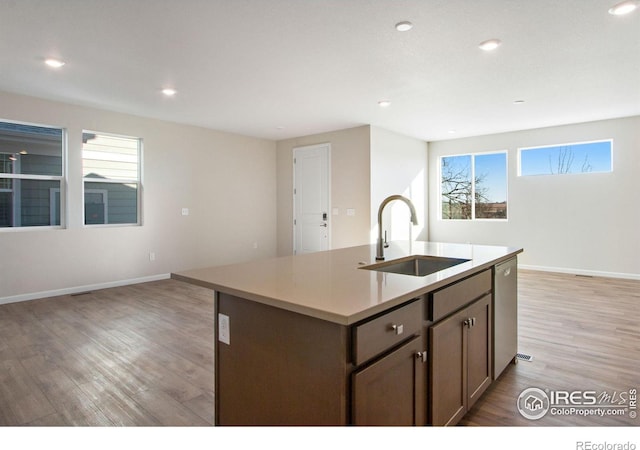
[439,150,508,221]
[82,130,143,227]
[0,120,66,231]
[517,139,613,176]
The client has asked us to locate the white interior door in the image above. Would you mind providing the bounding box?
[294,143,330,255]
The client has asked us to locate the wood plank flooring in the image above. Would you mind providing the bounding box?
[461,270,640,426]
[0,280,214,426]
[0,270,638,426]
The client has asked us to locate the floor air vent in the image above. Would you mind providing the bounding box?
[516,353,533,362]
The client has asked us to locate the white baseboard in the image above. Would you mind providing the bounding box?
[519,264,640,281]
[0,273,171,306]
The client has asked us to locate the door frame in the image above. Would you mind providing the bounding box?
[292,143,331,255]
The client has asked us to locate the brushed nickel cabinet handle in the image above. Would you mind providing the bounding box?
[390,324,404,335]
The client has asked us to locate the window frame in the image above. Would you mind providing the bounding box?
[0,119,67,231]
[517,139,613,177]
[82,130,143,227]
[439,150,508,221]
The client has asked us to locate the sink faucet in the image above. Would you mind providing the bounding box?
[376,195,418,260]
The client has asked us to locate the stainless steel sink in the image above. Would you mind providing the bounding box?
[359,255,470,277]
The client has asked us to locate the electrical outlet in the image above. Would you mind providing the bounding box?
[149,252,156,261]
[347,208,356,216]
[218,314,230,345]
[181,208,189,216]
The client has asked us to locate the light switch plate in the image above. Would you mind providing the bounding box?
[347,208,355,216]
[218,313,230,345]
[182,208,189,216]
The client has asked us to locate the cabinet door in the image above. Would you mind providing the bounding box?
[352,336,426,425]
[466,294,492,409]
[429,308,466,426]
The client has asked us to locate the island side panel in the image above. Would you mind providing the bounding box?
[215,292,350,425]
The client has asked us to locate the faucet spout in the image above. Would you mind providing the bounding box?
[376,195,418,261]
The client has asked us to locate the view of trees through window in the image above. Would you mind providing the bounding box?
[519,140,612,176]
[441,152,507,220]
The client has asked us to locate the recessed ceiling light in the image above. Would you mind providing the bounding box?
[378,100,391,108]
[395,21,413,31]
[162,88,177,96]
[479,39,502,51]
[608,0,638,15]
[448,129,457,134]
[19,150,28,155]
[44,58,65,68]
[514,100,525,104]
[276,126,285,130]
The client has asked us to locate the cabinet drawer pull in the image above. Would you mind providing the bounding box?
[390,324,404,335]
[416,351,427,363]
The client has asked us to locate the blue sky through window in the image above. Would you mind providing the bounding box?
[441,151,507,220]
[519,141,612,176]
[475,153,507,202]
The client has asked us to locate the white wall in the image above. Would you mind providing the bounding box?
[276,126,371,255]
[0,91,277,302]
[428,116,640,278]
[370,126,428,243]
[276,125,428,257]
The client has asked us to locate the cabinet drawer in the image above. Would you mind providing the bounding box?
[429,269,491,322]
[353,299,422,366]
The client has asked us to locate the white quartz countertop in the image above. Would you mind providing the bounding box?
[172,241,523,325]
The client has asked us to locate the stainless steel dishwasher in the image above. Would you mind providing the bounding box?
[494,257,518,379]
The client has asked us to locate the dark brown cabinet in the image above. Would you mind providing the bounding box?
[429,294,492,426]
[352,335,427,425]
[212,264,508,426]
[351,299,427,425]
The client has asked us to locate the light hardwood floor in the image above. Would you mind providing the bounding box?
[0,280,215,426]
[0,270,638,426]
[461,270,639,426]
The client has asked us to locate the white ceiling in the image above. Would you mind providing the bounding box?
[0,0,638,142]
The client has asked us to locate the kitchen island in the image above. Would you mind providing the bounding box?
[172,241,523,426]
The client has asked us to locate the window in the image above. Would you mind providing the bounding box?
[440,152,507,220]
[0,120,65,228]
[519,140,612,176]
[82,132,142,225]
